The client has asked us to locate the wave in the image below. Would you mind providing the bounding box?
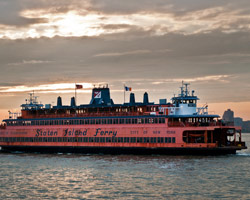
[236,152,250,157]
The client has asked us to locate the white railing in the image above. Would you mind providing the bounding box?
[164,106,209,116]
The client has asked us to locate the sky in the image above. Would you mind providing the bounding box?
[0,0,250,121]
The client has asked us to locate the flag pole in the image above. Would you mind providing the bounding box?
[124,84,125,104]
[75,83,77,105]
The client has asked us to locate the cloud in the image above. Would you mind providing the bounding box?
[0,1,249,119]
[0,0,90,26]
[8,60,53,66]
[0,30,249,84]
[152,75,232,85]
[0,0,250,39]
[94,50,151,57]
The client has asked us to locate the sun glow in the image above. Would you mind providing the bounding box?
[0,83,93,94]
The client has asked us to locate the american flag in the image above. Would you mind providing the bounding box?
[75,84,83,89]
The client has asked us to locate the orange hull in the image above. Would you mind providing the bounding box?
[0,123,246,155]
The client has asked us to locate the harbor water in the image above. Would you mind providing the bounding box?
[0,134,250,200]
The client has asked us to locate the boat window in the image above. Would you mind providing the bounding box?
[108,119,112,124]
[1,136,179,145]
[131,137,136,143]
[105,137,109,143]
[95,137,100,142]
[114,119,118,124]
[63,120,69,125]
[123,137,127,143]
[126,119,131,124]
[154,118,158,124]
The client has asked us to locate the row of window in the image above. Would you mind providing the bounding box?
[0,137,175,144]
[6,117,166,126]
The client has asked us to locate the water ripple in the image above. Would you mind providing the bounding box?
[0,134,250,199]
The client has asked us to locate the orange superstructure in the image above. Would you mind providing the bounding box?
[0,83,247,155]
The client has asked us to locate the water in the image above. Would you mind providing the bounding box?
[0,134,250,200]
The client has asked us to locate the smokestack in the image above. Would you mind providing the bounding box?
[143,92,149,104]
[71,97,76,107]
[57,96,62,107]
[130,93,135,104]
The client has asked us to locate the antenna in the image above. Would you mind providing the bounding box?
[184,83,190,96]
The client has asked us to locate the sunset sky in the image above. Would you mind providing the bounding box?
[0,0,250,121]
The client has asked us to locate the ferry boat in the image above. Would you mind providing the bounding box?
[0,83,247,155]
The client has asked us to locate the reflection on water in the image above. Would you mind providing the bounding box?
[0,134,250,199]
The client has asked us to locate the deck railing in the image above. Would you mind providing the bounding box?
[21,111,144,119]
[168,121,223,127]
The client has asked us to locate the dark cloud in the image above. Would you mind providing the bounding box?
[0,30,249,96]
[101,24,136,30]
[91,0,250,15]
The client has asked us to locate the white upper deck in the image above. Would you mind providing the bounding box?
[160,82,211,116]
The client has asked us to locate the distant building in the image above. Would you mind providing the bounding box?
[222,109,234,124]
[234,117,243,127]
[242,121,250,133]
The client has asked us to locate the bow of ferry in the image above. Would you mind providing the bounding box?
[0,83,247,155]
